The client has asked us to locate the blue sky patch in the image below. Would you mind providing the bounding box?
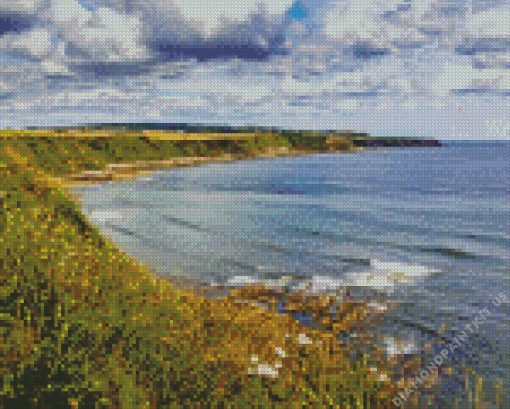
[288,2,307,19]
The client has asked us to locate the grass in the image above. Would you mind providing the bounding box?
[0,130,356,181]
[0,131,399,408]
[0,131,493,408]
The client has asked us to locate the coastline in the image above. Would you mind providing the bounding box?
[1,147,405,407]
[6,132,489,408]
[59,146,364,186]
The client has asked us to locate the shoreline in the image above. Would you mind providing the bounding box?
[59,146,364,186]
[2,135,492,407]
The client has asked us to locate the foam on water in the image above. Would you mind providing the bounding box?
[343,259,440,291]
[88,211,123,223]
[219,260,440,295]
[384,336,417,357]
[219,274,294,289]
[293,276,346,293]
[71,143,510,403]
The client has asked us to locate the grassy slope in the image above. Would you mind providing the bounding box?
[0,131,354,180]
[0,133,396,408]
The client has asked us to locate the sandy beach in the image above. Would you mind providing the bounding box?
[59,146,363,185]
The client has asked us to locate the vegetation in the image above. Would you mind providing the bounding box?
[0,131,395,408]
[0,131,488,408]
[0,131,356,180]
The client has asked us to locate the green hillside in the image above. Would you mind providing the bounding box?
[1,134,398,408]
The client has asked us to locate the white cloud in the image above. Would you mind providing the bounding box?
[81,7,147,62]
[278,58,423,104]
[433,62,510,96]
[432,62,472,96]
[92,0,289,49]
[42,0,149,63]
[462,10,510,38]
[322,0,430,51]
[125,0,204,49]
[0,28,53,58]
[401,99,419,109]
[174,0,294,37]
[40,41,72,75]
[281,76,315,95]
[413,0,464,33]
[0,0,508,140]
[452,9,510,68]
[472,53,510,70]
[0,0,45,15]
[67,88,128,103]
[333,98,359,109]
[44,0,93,29]
[323,1,383,44]
[41,60,70,75]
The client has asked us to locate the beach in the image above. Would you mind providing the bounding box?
[2,133,506,408]
[71,141,509,408]
[1,131,405,408]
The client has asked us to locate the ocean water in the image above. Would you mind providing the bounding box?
[72,141,509,406]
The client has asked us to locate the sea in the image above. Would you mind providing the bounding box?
[71,141,509,407]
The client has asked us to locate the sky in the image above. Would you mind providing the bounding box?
[0,0,508,139]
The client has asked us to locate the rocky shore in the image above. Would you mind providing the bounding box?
[3,132,487,409]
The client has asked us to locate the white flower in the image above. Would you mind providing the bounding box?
[298,333,313,345]
[275,347,286,358]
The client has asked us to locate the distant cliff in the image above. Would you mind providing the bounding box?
[25,124,441,148]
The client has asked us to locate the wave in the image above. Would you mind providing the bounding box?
[203,182,358,196]
[341,259,441,291]
[309,207,510,248]
[106,223,172,252]
[278,226,502,261]
[88,211,123,223]
[161,215,210,233]
[157,200,510,251]
[219,259,442,293]
[416,246,487,259]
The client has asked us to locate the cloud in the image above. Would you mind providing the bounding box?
[91,0,291,47]
[485,118,510,139]
[0,1,39,36]
[42,0,149,64]
[323,0,436,46]
[0,57,50,104]
[49,87,130,106]
[40,41,72,76]
[413,0,467,34]
[0,0,508,138]
[94,0,295,35]
[143,1,294,62]
[432,61,510,96]
[41,59,70,75]
[321,0,431,63]
[44,0,93,29]
[127,0,203,47]
[172,0,294,37]
[277,58,422,111]
[0,0,45,15]
[462,9,510,38]
[455,9,510,68]
[324,0,388,41]
[0,28,53,58]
